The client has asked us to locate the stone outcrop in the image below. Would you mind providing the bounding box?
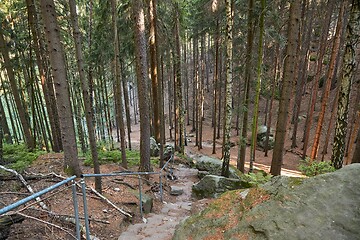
[174,164,360,240]
[192,175,251,199]
[194,156,243,179]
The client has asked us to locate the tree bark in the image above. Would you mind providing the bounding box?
[238,0,254,172]
[69,0,101,191]
[310,1,346,161]
[0,26,35,150]
[249,0,265,173]
[331,0,360,169]
[270,0,301,176]
[133,0,151,172]
[302,0,335,159]
[112,0,127,169]
[40,0,82,176]
[221,0,233,178]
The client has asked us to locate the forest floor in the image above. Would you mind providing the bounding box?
[1,121,306,240]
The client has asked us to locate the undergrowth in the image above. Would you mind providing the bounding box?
[84,148,159,168]
[243,171,272,186]
[2,144,45,172]
[298,158,335,177]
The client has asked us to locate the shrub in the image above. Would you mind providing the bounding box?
[298,158,335,177]
[84,148,159,168]
[2,144,45,172]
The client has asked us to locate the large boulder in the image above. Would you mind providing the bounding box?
[192,175,251,199]
[174,164,360,240]
[150,137,160,157]
[194,156,243,179]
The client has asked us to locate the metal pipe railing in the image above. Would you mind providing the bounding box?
[0,175,77,215]
[0,152,175,240]
[79,153,175,240]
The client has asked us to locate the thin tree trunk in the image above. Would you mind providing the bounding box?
[69,0,101,191]
[121,61,132,150]
[0,97,12,144]
[302,0,335,159]
[112,0,127,168]
[310,1,346,161]
[221,0,233,178]
[0,26,35,150]
[213,21,219,155]
[238,0,254,172]
[249,0,265,173]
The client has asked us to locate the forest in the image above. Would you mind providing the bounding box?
[0,0,360,239]
[0,0,360,204]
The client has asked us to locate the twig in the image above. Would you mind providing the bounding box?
[88,186,132,218]
[29,207,110,224]
[17,212,77,239]
[0,165,49,211]
[0,192,31,196]
[111,179,136,189]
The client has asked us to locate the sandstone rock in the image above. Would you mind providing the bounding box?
[170,186,184,196]
[174,164,360,240]
[192,175,251,199]
[194,156,243,179]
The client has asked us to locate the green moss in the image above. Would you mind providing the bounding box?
[2,144,46,172]
[288,177,304,186]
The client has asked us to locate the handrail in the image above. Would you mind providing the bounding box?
[0,175,77,215]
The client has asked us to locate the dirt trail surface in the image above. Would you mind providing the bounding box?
[118,164,199,240]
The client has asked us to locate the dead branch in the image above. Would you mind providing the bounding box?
[88,186,133,218]
[29,207,110,225]
[0,165,49,211]
[111,179,136,189]
[17,212,77,239]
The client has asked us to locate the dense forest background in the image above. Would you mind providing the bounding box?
[0,0,359,184]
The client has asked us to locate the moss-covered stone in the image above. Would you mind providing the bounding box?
[174,164,360,240]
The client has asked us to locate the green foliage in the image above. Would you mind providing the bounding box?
[2,144,45,172]
[298,158,336,177]
[242,171,272,186]
[84,148,159,168]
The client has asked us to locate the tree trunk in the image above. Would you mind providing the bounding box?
[121,61,132,150]
[112,0,127,168]
[149,0,161,146]
[310,1,346,161]
[69,0,101,191]
[249,0,265,173]
[40,0,82,176]
[270,0,301,176]
[0,97,12,144]
[0,26,35,150]
[351,117,360,163]
[331,0,360,169]
[302,0,335,159]
[291,0,313,149]
[221,0,233,178]
[133,0,151,172]
[238,0,254,173]
[213,21,220,155]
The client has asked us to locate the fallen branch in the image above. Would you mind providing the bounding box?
[17,212,77,239]
[111,179,136,190]
[0,165,49,211]
[29,207,110,225]
[88,186,132,218]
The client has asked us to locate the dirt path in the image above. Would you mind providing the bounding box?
[118,164,199,240]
